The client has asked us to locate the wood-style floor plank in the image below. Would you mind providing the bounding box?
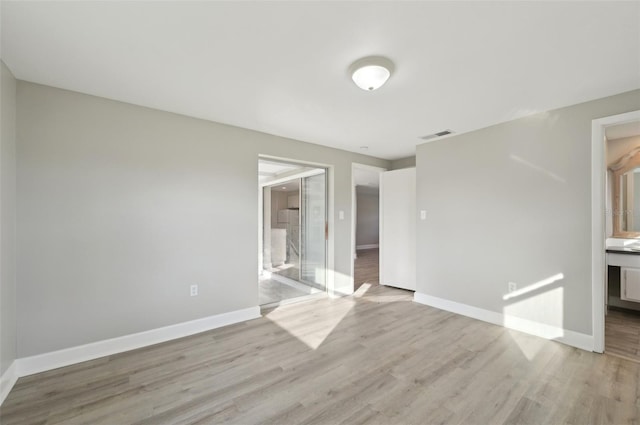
[354,248,378,290]
[606,308,640,362]
[2,284,639,424]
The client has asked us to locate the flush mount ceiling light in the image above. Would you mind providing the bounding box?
[349,56,394,91]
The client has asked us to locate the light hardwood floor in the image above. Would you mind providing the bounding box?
[606,308,640,363]
[2,284,639,424]
[354,248,379,290]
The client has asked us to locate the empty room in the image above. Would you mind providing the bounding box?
[1,1,640,424]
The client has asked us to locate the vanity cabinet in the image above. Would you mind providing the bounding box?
[621,267,640,302]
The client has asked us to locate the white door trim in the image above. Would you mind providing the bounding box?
[259,168,326,188]
[258,156,334,296]
[591,110,640,353]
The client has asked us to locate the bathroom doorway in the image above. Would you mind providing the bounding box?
[258,159,328,307]
[602,118,640,362]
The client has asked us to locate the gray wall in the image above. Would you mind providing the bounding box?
[271,191,289,229]
[355,186,379,247]
[1,61,17,375]
[390,156,416,170]
[17,81,389,357]
[416,89,640,336]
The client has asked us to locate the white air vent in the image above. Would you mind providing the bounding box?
[420,130,454,141]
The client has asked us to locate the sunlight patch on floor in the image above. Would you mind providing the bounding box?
[503,286,564,360]
[265,298,355,350]
[354,283,371,297]
[505,329,549,361]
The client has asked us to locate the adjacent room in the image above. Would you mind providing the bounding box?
[1,1,640,424]
[352,164,385,291]
[258,159,326,306]
[604,120,640,362]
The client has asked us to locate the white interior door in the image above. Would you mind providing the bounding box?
[380,168,416,291]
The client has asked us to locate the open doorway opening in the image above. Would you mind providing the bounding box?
[352,164,385,292]
[259,159,328,307]
[603,118,640,362]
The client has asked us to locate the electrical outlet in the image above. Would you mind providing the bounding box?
[339,210,345,220]
[508,282,517,293]
[420,210,427,220]
[190,284,198,297]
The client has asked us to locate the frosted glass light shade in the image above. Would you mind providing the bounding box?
[352,65,390,91]
[349,56,394,91]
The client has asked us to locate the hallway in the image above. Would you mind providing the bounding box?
[354,248,379,290]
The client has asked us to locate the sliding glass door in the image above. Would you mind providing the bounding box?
[300,172,327,289]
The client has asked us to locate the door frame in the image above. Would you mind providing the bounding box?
[351,163,387,294]
[258,155,335,296]
[591,110,640,353]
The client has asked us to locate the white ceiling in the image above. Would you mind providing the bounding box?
[270,179,300,193]
[2,1,639,160]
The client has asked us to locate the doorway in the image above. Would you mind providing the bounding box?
[602,118,640,361]
[352,164,385,292]
[591,107,640,353]
[259,159,328,307]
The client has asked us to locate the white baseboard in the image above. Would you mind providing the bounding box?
[356,244,379,250]
[0,361,18,406]
[413,292,594,352]
[17,306,261,379]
